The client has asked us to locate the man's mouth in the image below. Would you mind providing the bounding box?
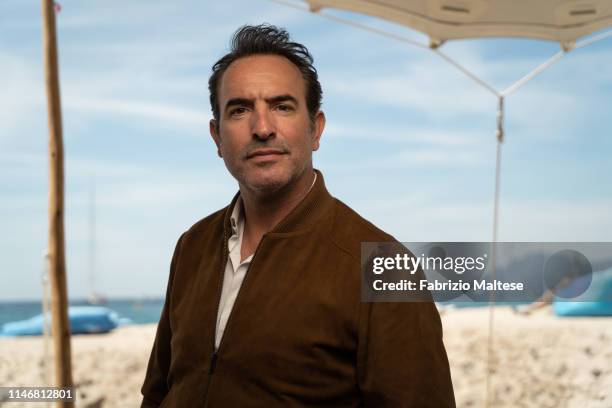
[246,149,287,159]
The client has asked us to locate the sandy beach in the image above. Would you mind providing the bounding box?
[441,307,612,408]
[1,306,610,407]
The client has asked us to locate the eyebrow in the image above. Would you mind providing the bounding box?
[224,94,299,112]
[266,94,298,106]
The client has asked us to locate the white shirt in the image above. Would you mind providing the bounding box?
[214,173,317,350]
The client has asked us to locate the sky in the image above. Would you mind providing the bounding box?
[1,0,611,300]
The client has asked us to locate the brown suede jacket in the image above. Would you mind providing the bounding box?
[141,170,455,407]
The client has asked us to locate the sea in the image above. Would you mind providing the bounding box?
[0,298,526,329]
[0,298,165,328]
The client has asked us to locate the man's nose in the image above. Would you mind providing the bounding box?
[251,106,275,140]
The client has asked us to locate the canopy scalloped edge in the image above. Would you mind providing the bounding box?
[305,0,612,44]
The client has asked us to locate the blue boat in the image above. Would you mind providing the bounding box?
[0,306,130,336]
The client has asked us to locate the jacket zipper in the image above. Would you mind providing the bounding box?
[203,227,267,407]
[202,234,228,407]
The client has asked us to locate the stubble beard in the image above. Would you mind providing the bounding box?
[233,155,312,201]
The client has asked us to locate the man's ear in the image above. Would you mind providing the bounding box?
[210,119,222,158]
[311,111,326,152]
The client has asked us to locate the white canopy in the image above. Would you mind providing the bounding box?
[305,0,612,46]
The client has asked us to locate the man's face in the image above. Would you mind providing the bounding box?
[210,54,325,196]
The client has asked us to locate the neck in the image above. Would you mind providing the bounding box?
[240,168,315,237]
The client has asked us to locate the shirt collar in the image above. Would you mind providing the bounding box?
[230,195,243,236]
[223,169,333,240]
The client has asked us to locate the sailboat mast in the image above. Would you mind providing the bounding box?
[89,182,95,298]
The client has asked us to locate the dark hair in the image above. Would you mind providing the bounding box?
[208,24,322,129]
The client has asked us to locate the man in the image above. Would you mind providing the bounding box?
[141,24,455,407]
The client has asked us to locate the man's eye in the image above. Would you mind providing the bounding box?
[229,107,247,116]
[275,104,294,112]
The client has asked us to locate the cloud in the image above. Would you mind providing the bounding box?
[325,61,495,120]
[353,196,612,242]
[382,147,486,167]
[321,121,491,170]
[64,96,207,126]
[0,161,236,300]
[324,121,485,146]
[321,37,611,140]
[0,52,45,141]
[54,1,185,29]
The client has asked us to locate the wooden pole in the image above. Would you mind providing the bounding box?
[41,1,74,406]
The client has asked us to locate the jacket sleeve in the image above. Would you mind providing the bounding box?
[140,233,185,408]
[357,299,456,407]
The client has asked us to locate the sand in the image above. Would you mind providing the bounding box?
[0,324,156,407]
[1,306,611,407]
[440,307,612,408]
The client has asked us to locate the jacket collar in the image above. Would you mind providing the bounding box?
[223,169,335,239]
